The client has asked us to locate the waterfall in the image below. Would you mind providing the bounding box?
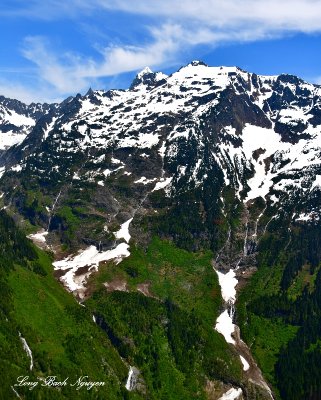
[213,217,274,398]
[262,215,276,236]
[47,190,62,231]
[253,205,267,238]
[125,366,138,391]
[11,386,21,399]
[19,332,33,371]
[218,387,243,400]
[243,221,248,256]
[215,226,231,263]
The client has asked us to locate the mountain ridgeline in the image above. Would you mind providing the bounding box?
[1,61,321,399]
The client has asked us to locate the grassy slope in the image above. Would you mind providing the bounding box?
[237,218,321,400]
[237,264,299,398]
[0,212,133,400]
[86,237,243,399]
[1,212,244,400]
[89,237,221,324]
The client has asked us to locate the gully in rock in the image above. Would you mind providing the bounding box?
[214,263,274,399]
[214,213,274,399]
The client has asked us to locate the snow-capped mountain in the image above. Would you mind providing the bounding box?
[0,96,57,152]
[0,59,320,294]
[2,61,321,400]
[3,61,321,221]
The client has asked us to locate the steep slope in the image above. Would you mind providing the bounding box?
[1,61,321,399]
[0,210,246,400]
[0,96,56,152]
[2,61,321,280]
[0,210,129,400]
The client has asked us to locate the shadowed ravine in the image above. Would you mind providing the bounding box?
[213,260,274,399]
[213,211,274,400]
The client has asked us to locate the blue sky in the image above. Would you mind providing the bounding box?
[1,0,321,103]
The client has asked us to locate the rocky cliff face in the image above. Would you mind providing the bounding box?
[1,61,320,253]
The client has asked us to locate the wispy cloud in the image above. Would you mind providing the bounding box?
[18,23,219,102]
[0,78,62,104]
[3,0,321,102]
[6,0,321,34]
[94,0,321,34]
[0,0,93,19]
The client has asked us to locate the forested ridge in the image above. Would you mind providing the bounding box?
[0,212,245,399]
[238,220,321,400]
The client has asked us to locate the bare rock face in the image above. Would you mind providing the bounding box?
[1,61,321,281]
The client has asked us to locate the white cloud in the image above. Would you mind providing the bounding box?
[23,0,321,36]
[0,0,93,19]
[7,0,321,36]
[17,23,220,101]
[95,0,321,34]
[22,36,91,93]
[3,0,321,102]
[0,79,61,104]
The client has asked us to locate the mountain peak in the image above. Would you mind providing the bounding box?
[189,60,208,67]
[137,66,153,79]
[85,87,95,96]
[130,67,167,91]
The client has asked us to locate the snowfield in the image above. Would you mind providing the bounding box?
[53,243,130,294]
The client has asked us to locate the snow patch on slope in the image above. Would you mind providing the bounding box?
[152,177,172,192]
[242,124,286,201]
[0,132,27,150]
[215,269,238,344]
[134,176,157,185]
[115,218,133,243]
[218,387,243,400]
[216,269,238,303]
[240,355,250,371]
[53,243,130,294]
[215,310,236,345]
[28,230,48,243]
[2,108,35,127]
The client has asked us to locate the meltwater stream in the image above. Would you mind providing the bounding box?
[19,332,33,371]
